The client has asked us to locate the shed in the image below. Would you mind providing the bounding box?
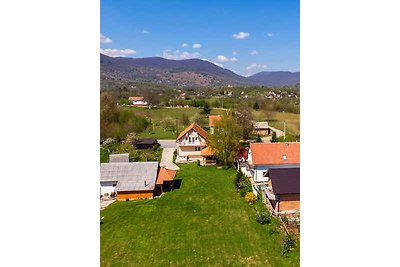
[100,161,159,200]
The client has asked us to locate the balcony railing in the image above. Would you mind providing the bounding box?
[179,141,206,146]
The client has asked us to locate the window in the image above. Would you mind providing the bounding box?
[195,147,201,151]
[262,172,268,177]
[112,183,117,187]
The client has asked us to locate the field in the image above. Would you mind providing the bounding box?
[253,110,300,136]
[122,106,300,139]
[122,106,227,139]
[100,164,300,267]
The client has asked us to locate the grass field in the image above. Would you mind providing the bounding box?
[100,164,300,267]
[253,110,300,136]
[123,106,227,139]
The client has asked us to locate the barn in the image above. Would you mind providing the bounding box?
[100,161,159,200]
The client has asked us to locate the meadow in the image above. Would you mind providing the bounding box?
[100,164,300,267]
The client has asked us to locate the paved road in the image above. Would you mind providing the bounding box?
[158,139,180,170]
[158,139,176,148]
[160,148,180,170]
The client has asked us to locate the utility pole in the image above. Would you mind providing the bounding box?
[283,121,286,141]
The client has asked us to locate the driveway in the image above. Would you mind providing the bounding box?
[158,139,180,171]
[100,199,115,210]
[158,139,176,148]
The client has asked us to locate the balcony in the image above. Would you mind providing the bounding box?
[179,141,206,146]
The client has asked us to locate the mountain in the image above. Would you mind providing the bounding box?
[247,71,300,86]
[101,54,300,88]
[100,54,253,87]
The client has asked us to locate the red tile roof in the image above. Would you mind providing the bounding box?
[200,146,215,156]
[156,167,177,185]
[176,122,208,141]
[249,142,300,165]
[235,147,249,161]
[209,115,222,127]
[128,96,144,101]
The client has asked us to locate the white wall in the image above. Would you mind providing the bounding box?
[100,181,116,196]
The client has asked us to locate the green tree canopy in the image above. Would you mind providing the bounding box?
[208,113,242,166]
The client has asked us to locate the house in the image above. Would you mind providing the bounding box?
[265,168,300,214]
[209,115,221,134]
[176,122,208,163]
[100,161,159,200]
[100,156,178,200]
[247,142,300,184]
[128,96,148,106]
[253,121,271,136]
[134,138,159,149]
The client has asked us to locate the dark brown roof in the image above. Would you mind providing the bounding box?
[136,138,158,145]
[269,168,300,195]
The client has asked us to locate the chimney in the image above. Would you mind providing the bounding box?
[144,180,147,187]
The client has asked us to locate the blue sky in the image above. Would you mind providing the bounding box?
[100,0,299,76]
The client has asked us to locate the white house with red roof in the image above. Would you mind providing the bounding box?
[247,142,300,184]
[128,96,148,106]
[176,122,214,164]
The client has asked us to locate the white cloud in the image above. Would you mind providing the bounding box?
[142,30,149,34]
[100,48,136,57]
[192,43,202,49]
[232,51,238,55]
[216,55,229,62]
[162,49,200,60]
[267,32,274,37]
[232,31,250,39]
[216,55,238,63]
[181,43,188,48]
[100,33,112,44]
[202,58,224,68]
[250,50,258,56]
[246,63,267,70]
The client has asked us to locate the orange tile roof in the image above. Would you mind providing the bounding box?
[128,96,144,101]
[249,142,300,165]
[156,167,177,185]
[176,122,208,141]
[209,115,222,127]
[201,146,215,156]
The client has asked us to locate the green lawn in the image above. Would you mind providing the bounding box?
[252,110,300,136]
[100,164,300,266]
[123,106,227,139]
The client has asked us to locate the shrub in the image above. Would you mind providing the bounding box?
[245,192,257,205]
[256,210,272,224]
[125,198,129,201]
[281,234,297,256]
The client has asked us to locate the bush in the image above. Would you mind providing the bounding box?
[281,234,297,256]
[245,192,257,205]
[125,198,129,201]
[256,210,272,224]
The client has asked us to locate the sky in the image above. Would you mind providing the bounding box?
[100,0,299,76]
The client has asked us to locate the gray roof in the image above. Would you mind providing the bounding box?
[109,153,129,163]
[253,121,269,129]
[100,162,159,191]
